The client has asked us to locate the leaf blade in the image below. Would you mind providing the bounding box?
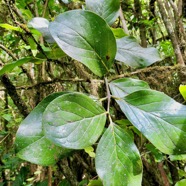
[15,92,70,165]
[109,78,150,97]
[116,36,161,68]
[0,57,43,76]
[28,17,55,43]
[85,0,120,25]
[43,92,107,149]
[95,124,142,186]
[49,10,116,77]
[111,88,186,155]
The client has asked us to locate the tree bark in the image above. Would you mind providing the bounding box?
[157,0,185,66]
[134,0,147,47]
[1,74,29,117]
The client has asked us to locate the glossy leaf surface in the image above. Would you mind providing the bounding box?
[28,17,55,43]
[109,78,150,97]
[15,92,70,165]
[86,0,120,25]
[49,10,116,77]
[43,92,106,149]
[116,36,161,68]
[95,124,142,186]
[111,88,186,155]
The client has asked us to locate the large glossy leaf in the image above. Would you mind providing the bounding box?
[43,92,107,149]
[28,17,55,43]
[109,78,150,97]
[116,36,161,68]
[49,10,116,77]
[85,0,120,25]
[111,88,186,155]
[95,124,142,186]
[15,92,70,165]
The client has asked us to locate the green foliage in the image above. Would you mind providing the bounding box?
[116,36,161,68]
[179,85,186,100]
[43,92,107,149]
[15,92,71,165]
[175,179,186,186]
[49,10,117,77]
[0,57,43,76]
[95,124,142,186]
[1,0,184,185]
[110,82,186,154]
[85,0,120,25]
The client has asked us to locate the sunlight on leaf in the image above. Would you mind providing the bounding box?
[179,84,186,100]
[110,82,186,154]
[175,179,186,186]
[49,10,116,77]
[116,36,161,68]
[86,0,120,25]
[28,17,55,43]
[84,146,95,158]
[43,92,107,149]
[15,92,71,165]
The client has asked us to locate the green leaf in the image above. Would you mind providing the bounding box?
[87,179,103,186]
[0,23,23,32]
[111,28,127,38]
[145,144,164,162]
[17,137,68,166]
[28,17,55,43]
[111,87,186,155]
[43,92,107,149]
[95,124,142,186]
[84,146,95,158]
[179,84,186,100]
[0,57,43,76]
[116,36,161,68]
[36,45,66,59]
[175,179,186,186]
[109,78,150,97]
[169,154,186,161]
[49,10,116,77]
[15,92,71,165]
[85,0,120,25]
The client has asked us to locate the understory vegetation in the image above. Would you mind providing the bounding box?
[1,0,186,185]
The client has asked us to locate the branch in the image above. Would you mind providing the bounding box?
[158,162,170,186]
[157,0,185,66]
[42,0,49,17]
[0,44,17,60]
[119,6,129,34]
[108,65,183,81]
[0,43,35,84]
[1,74,29,117]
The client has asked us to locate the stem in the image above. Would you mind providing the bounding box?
[47,166,52,186]
[104,77,111,113]
[42,0,49,17]
[119,6,129,34]
[158,162,170,186]
[104,77,112,123]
